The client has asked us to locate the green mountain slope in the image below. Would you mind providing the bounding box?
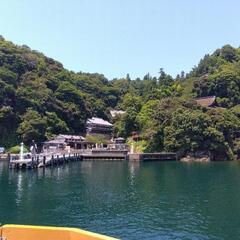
[1,36,240,160]
[0,37,119,146]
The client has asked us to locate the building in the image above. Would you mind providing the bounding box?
[86,117,113,137]
[195,96,216,107]
[110,110,126,118]
[43,134,93,152]
[108,137,129,151]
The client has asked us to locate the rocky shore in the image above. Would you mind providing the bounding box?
[180,155,210,162]
[180,151,211,162]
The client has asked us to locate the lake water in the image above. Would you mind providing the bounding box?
[1,160,240,239]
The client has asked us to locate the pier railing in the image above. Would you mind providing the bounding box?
[9,149,91,169]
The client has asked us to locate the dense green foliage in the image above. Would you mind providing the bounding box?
[112,45,240,160]
[1,36,240,159]
[0,37,119,146]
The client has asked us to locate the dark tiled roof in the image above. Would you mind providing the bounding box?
[195,96,216,107]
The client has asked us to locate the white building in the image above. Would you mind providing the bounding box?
[110,110,126,118]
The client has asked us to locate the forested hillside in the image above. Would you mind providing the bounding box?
[112,45,240,160]
[1,36,240,160]
[0,36,119,146]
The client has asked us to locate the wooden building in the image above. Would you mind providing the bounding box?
[86,117,113,137]
[43,135,93,152]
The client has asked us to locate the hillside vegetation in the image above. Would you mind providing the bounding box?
[1,36,240,160]
[113,45,240,160]
[0,37,119,146]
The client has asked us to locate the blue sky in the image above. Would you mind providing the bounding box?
[0,0,240,79]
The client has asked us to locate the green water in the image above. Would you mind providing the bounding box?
[1,161,240,239]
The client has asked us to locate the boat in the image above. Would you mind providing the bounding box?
[0,224,118,240]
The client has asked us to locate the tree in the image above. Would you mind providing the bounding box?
[126,73,131,81]
[137,100,160,130]
[193,65,240,105]
[158,68,174,87]
[44,112,69,139]
[180,71,185,79]
[114,94,143,137]
[164,108,238,160]
[0,67,18,85]
[220,45,238,62]
[17,109,47,145]
[0,106,18,147]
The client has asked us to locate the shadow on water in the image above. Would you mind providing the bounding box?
[1,160,240,239]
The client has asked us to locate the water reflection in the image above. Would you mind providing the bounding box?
[15,172,23,205]
[128,162,140,186]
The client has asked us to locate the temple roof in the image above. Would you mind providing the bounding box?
[43,138,66,144]
[195,96,216,107]
[87,117,113,127]
[44,135,86,144]
[56,135,85,141]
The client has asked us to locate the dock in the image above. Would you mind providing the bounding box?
[82,149,128,161]
[9,150,82,169]
[9,150,177,169]
[9,149,128,169]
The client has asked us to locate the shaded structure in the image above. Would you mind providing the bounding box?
[195,96,216,107]
[86,117,113,137]
[110,110,126,118]
[43,135,93,152]
[108,137,129,151]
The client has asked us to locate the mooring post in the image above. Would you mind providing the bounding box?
[8,153,11,168]
[43,156,46,166]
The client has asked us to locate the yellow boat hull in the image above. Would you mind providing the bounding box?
[0,224,118,240]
